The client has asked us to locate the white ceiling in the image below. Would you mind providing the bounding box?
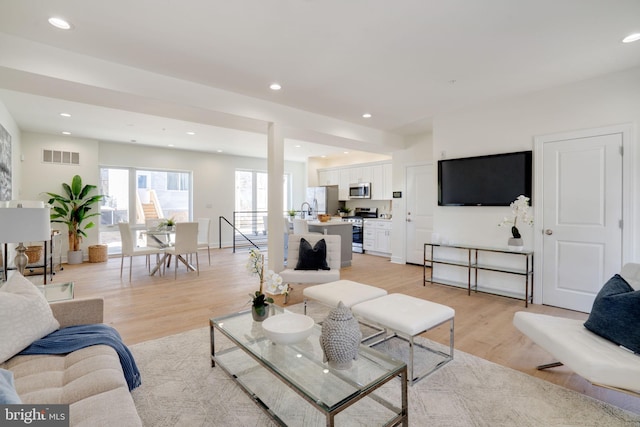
[0,0,639,161]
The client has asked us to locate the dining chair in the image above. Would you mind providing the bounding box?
[293,219,322,235]
[164,222,199,279]
[118,222,165,281]
[196,218,212,265]
[293,219,309,234]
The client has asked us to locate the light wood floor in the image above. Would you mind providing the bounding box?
[42,249,639,414]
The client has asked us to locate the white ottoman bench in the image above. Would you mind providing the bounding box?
[303,280,388,313]
[351,293,455,385]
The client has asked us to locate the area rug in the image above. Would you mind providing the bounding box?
[130,306,640,427]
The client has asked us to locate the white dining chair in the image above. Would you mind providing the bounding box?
[293,219,322,235]
[164,222,199,279]
[118,222,165,281]
[196,217,212,265]
[293,219,309,234]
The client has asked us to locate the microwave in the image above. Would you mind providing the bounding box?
[349,182,371,199]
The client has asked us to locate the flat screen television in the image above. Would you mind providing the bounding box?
[438,151,532,206]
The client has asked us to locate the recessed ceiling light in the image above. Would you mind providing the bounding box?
[168,144,174,147]
[186,131,195,135]
[217,150,223,153]
[622,33,640,43]
[269,83,282,91]
[343,151,349,154]
[321,155,327,158]
[362,113,372,118]
[294,145,301,148]
[48,17,71,30]
[61,131,71,135]
[59,113,71,118]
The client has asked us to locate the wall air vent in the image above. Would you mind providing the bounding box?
[42,149,80,165]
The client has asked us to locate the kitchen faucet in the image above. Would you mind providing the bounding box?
[300,202,311,219]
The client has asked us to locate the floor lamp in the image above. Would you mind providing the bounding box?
[0,206,51,276]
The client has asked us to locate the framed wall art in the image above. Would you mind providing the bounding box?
[0,123,11,201]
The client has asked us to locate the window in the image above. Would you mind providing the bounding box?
[99,167,192,254]
[235,170,290,213]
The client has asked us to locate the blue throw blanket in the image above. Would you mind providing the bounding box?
[19,324,141,391]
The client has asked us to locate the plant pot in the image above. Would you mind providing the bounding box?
[508,238,524,251]
[252,305,270,322]
[67,250,84,264]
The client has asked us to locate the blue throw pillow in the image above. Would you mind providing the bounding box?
[295,238,330,271]
[0,369,21,404]
[584,274,640,353]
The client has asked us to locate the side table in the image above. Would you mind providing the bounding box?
[36,282,74,302]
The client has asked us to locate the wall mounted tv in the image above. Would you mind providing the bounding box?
[438,151,532,206]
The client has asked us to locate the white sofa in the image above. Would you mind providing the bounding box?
[513,263,640,396]
[0,276,142,426]
[279,233,341,286]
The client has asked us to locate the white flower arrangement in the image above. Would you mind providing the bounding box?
[264,270,287,295]
[246,249,288,308]
[246,249,265,283]
[499,195,533,238]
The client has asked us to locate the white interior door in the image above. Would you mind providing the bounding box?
[405,164,434,264]
[541,132,622,312]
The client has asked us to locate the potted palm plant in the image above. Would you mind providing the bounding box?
[46,175,104,264]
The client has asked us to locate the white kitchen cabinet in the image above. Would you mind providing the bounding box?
[363,219,392,256]
[339,169,351,200]
[382,162,392,199]
[317,161,392,201]
[318,170,330,186]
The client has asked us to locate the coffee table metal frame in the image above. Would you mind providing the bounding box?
[210,306,408,427]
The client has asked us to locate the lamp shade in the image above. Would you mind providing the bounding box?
[0,207,52,243]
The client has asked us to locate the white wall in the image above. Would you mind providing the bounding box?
[20,132,102,256]
[19,135,306,257]
[390,132,433,263]
[433,67,640,253]
[431,67,640,292]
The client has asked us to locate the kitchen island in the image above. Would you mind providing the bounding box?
[307,219,353,267]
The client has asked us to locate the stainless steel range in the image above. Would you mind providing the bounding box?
[343,208,378,253]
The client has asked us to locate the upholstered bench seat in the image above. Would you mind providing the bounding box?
[353,293,454,385]
[352,293,455,337]
[303,280,388,310]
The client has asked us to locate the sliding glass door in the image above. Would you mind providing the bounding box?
[99,167,192,254]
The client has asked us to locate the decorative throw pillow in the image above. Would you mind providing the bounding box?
[295,238,330,271]
[0,274,60,364]
[584,274,640,353]
[0,369,21,404]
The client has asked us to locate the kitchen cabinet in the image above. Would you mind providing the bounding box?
[317,161,392,201]
[339,169,351,200]
[318,169,340,187]
[363,219,392,256]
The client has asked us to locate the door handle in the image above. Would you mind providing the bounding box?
[544,229,553,235]
[406,218,412,222]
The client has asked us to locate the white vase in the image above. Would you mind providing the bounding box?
[508,238,524,251]
[67,250,83,264]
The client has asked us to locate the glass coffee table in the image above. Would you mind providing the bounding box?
[210,306,408,426]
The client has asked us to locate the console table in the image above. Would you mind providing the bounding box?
[2,231,62,284]
[424,243,534,307]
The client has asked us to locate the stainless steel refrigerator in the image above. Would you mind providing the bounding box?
[305,185,340,218]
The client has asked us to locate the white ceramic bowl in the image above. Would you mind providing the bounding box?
[261,313,315,344]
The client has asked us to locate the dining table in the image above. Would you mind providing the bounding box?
[144,228,197,276]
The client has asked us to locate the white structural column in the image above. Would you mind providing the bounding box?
[267,122,285,272]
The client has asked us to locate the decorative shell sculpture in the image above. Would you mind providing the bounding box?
[319,301,362,370]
